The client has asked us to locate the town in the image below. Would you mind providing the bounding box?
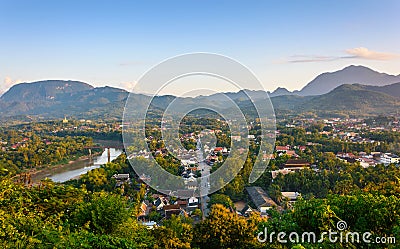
[1,115,399,247]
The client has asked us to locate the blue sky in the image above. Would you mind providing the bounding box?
[1,0,399,95]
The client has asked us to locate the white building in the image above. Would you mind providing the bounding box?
[380,153,400,165]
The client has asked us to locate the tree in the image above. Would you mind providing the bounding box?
[148,209,162,222]
[192,208,202,218]
[208,193,234,209]
[193,204,262,249]
[71,192,131,234]
[268,184,283,204]
[152,215,193,249]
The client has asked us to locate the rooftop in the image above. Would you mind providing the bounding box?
[246,186,277,209]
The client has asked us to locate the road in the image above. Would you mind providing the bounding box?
[197,138,210,219]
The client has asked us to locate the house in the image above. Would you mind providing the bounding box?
[154,196,169,211]
[173,189,196,199]
[281,192,301,203]
[271,169,293,179]
[231,135,241,141]
[188,196,199,206]
[276,145,290,152]
[186,181,198,190]
[283,159,310,171]
[241,204,255,217]
[336,152,355,159]
[285,150,298,158]
[163,204,186,219]
[263,153,275,161]
[214,147,228,153]
[111,174,130,187]
[380,153,400,165]
[246,186,277,214]
[139,173,151,183]
[175,200,188,209]
[142,221,157,229]
[297,145,307,151]
[357,157,378,168]
[137,201,150,218]
[184,175,197,184]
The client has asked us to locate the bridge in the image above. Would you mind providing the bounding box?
[84,145,125,163]
[84,145,125,149]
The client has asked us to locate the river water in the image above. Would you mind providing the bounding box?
[32,148,123,183]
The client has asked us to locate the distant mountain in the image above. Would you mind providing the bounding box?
[299,84,400,113]
[196,89,268,102]
[0,81,128,119]
[362,82,400,98]
[298,65,400,96]
[1,80,93,102]
[268,87,293,97]
[2,76,400,121]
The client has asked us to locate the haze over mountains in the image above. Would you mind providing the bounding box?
[1,65,400,120]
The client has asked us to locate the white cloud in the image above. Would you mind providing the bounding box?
[286,55,341,63]
[117,81,137,91]
[1,76,22,94]
[284,47,399,63]
[345,47,399,60]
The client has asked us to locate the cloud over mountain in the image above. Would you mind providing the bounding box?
[1,76,22,95]
[345,47,399,60]
[286,47,399,63]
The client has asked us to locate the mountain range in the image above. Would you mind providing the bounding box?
[1,65,400,120]
[270,65,400,96]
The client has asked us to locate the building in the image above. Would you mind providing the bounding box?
[380,153,400,165]
[186,181,198,190]
[246,186,277,214]
[276,145,290,152]
[188,196,199,207]
[240,204,255,217]
[163,204,186,219]
[111,174,130,187]
[137,201,150,218]
[263,153,275,161]
[281,192,301,204]
[357,157,378,168]
[271,169,293,179]
[231,135,241,141]
[142,221,157,229]
[154,196,169,211]
[283,159,310,171]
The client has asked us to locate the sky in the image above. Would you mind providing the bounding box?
[1,0,399,96]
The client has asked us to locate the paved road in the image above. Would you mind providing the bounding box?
[197,138,210,219]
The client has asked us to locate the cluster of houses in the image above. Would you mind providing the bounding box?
[205,147,229,166]
[241,187,300,217]
[336,151,400,167]
[1,137,55,152]
[271,159,311,179]
[275,145,300,158]
[138,191,201,228]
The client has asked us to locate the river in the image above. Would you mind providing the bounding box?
[31,148,123,183]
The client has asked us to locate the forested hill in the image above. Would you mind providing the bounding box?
[2,79,400,121]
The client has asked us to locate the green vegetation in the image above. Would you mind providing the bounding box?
[0,132,96,177]
[1,115,400,248]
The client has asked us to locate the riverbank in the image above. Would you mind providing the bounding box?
[27,140,123,180]
[34,148,123,183]
[25,151,103,183]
